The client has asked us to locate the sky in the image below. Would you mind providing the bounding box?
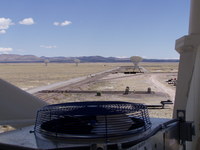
[0,0,190,59]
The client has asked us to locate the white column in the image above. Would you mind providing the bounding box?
[173,0,200,149]
[189,0,200,34]
[185,46,200,150]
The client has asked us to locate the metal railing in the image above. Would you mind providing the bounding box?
[35,101,151,139]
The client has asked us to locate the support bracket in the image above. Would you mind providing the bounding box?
[177,110,195,142]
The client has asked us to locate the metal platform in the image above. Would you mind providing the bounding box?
[0,101,180,150]
[0,118,180,150]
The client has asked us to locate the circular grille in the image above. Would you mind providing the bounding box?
[35,101,151,139]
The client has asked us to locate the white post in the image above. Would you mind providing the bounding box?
[189,0,200,34]
[173,0,200,149]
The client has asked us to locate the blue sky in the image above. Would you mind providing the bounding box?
[0,0,190,59]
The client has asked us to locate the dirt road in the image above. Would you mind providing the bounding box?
[148,73,176,101]
[28,67,120,94]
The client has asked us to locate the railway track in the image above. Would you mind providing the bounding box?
[33,66,173,103]
[33,67,122,102]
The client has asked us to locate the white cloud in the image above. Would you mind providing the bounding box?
[162,57,179,59]
[61,20,72,26]
[19,18,35,25]
[0,30,6,34]
[141,56,147,58]
[0,47,13,54]
[40,45,57,49]
[0,18,14,34]
[53,22,60,26]
[53,20,72,26]
[116,56,128,58]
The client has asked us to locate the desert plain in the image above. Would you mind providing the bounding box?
[0,62,178,132]
[0,63,178,112]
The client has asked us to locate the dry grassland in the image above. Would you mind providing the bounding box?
[0,63,125,90]
[0,62,178,90]
[141,62,178,72]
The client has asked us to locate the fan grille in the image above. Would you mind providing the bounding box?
[35,101,151,139]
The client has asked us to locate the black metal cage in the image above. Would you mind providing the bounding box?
[35,101,151,139]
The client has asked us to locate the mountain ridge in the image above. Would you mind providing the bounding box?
[0,54,179,63]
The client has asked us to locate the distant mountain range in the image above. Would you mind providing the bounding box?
[0,54,179,63]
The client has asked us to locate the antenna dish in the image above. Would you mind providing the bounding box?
[74,59,80,66]
[44,59,50,66]
[130,56,143,72]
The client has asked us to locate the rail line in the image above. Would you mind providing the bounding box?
[33,67,122,102]
[33,66,176,104]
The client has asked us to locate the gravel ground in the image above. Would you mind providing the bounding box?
[39,72,177,118]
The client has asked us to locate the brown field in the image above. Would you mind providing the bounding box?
[0,62,178,90]
[0,63,121,90]
[0,62,178,118]
[141,62,178,72]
